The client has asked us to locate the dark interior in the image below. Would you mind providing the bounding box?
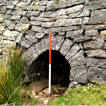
[27,50,71,87]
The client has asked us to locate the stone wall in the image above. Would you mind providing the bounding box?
[0,0,106,84]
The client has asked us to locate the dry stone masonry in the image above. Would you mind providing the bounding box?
[0,0,106,84]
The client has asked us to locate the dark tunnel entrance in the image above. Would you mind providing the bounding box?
[25,50,71,90]
[27,50,71,87]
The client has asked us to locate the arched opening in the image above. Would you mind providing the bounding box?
[24,50,71,94]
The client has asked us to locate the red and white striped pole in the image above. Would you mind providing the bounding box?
[49,33,52,94]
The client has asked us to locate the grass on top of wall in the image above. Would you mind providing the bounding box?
[0,47,25,105]
[50,83,106,105]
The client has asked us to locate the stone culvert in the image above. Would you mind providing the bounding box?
[0,0,106,85]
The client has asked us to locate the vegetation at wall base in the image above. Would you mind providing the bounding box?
[0,47,25,105]
[50,82,106,105]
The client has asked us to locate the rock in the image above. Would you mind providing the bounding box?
[74,37,92,43]
[19,37,33,48]
[20,17,29,24]
[3,30,19,40]
[85,30,99,36]
[55,36,64,50]
[0,15,3,22]
[87,67,106,84]
[3,40,16,47]
[56,4,84,15]
[70,66,87,84]
[43,99,49,105]
[41,38,49,52]
[60,39,73,56]
[69,50,86,67]
[66,30,83,39]
[27,11,40,16]
[35,33,44,39]
[65,44,80,60]
[86,50,106,58]
[31,26,45,33]
[69,9,90,18]
[40,11,55,18]
[68,82,78,89]
[86,58,106,68]
[100,30,106,36]
[0,25,4,34]
[55,18,82,27]
[16,33,23,43]
[15,23,31,31]
[84,38,104,49]
[90,9,106,24]
[41,22,54,28]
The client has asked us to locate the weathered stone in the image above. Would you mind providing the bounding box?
[4,15,11,20]
[11,15,21,20]
[85,2,106,10]
[70,66,87,84]
[62,26,80,32]
[68,0,89,7]
[0,25,4,34]
[83,17,89,24]
[84,38,104,50]
[69,50,85,67]
[3,30,19,40]
[66,30,83,39]
[55,36,64,50]
[41,38,49,52]
[4,20,14,27]
[31,26,45,33]
[40,12,55,18]
[11,10,27,16]
[15,23,31,32]
[86,58,106,68]
[86,50,106,58]
[34,42,42,55]
[27,11,40,16]
[31,1,47,6]
[27,6,46,11]
[20,17,29,24]
[41,22,54,28]
[58,32,65,36]
[90,9,106,24]
[82,25,106,30]
[25,34,38,43]
[69,9,90,18]
[3,40,16,47]
[35,33,44,39]
[85,30,99,36]
[51,36,57,50]
[65,44,80,60]
[0,15,3,22]
[100,30,106,36]
[55,18,82,27]
[74,37,92,43]
[56,5,84,15]
[16,1,30,10]
[19,37,33,49]
[60,39,73,56]
[31,21,41,26]
[44,28,62,34]
[46,1,56,11]
[16,33,23,43]
[87,67,106,83]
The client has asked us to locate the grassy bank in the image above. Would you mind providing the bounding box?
[50,83,106,105]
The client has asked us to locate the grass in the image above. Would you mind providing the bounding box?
[50,83,106,105]
[0,47,25,105]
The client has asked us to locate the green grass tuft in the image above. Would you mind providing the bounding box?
[0,47,25,105]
